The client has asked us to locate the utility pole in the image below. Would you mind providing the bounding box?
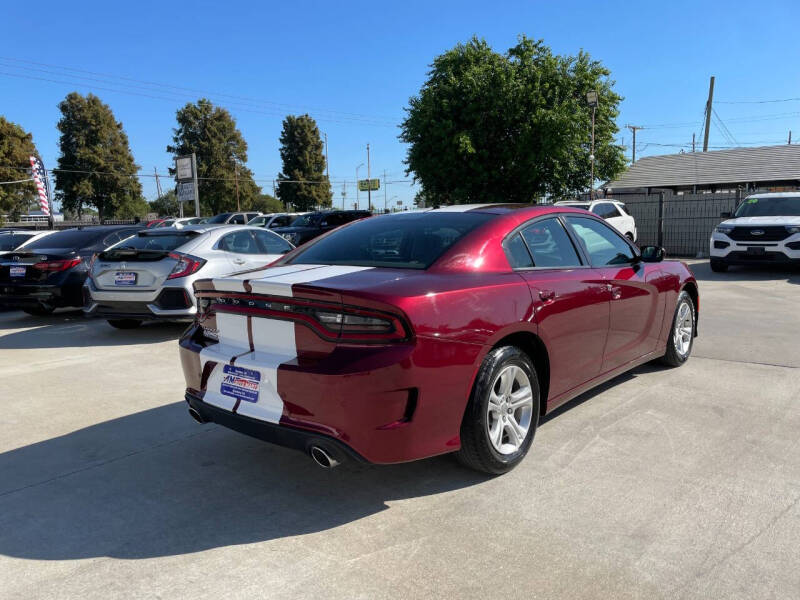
[154,167,163,198]
[692,133,696,153]
[366,144,372,211]
[355,163,364,210]
[789,131,792,145]
[233,158,240,211]
[383,169,387,213]
[323,133,330,182]
[626,124,643,164]
[702,76,715,152]
[341,181,347,209]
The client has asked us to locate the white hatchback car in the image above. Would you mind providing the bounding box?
[710,192,800,272]
[554,200,637,242]
[83,225,293,328]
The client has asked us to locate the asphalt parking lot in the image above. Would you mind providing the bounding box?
[1,260,799,600]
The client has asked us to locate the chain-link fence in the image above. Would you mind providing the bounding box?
[610,191,742,257]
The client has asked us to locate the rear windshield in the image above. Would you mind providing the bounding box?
[290,214,322,228]
[288,212,494,269]
[23,229,103,251]
[111,232,198,252]
[0,233,35,251]
[734,196,800,217]
[206,213,232,224]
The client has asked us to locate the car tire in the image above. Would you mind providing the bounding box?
[23,304,55,316]
[107,319,142,329]
[710,258,728,272]
[456,345,540,475]
[660,290,695,368]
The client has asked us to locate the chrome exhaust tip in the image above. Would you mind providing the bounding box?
[309,445,340,469]
[188,407,208,424]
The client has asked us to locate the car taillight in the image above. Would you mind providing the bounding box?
[32,257,82,272]
[202,294,409,343]
[167,252,206,279]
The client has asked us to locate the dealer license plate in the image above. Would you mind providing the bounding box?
[746,246,766,256]
[114,271,137,286]
[9,266,25,278]
[220,365,261,403]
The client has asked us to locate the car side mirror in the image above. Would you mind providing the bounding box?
[640,245,665,263]
[720,211,732,218]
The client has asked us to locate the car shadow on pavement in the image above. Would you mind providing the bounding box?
[0,310,188,348]
[0,401,488,561]
[688,259,800,284]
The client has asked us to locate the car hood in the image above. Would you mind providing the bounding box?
[722,216,800,226]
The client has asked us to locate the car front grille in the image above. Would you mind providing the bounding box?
[728,226,789,242]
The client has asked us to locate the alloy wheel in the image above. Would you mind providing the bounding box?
[673,300,693,357]
[486,365,534,455]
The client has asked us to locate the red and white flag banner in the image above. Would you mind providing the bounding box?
[29,155,51,217]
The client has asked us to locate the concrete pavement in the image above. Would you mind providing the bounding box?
[0,260,799,599]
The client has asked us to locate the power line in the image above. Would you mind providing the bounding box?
[0,178,33,185]
[0,57,399,126]
[717,97,800,104]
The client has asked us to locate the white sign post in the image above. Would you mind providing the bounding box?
[175,154,200,217]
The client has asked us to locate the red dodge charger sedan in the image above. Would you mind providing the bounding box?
[179,204,698,474]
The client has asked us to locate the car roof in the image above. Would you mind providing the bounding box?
[141,224,267,235]
[745,192,800,199]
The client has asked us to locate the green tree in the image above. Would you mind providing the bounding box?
[0,117,38,219]
[400,36,626,204]
[276,115,331,211]
[149,189,179,216]
[54,92,144,220]
[167,99,259,215]
[244,192,284,214]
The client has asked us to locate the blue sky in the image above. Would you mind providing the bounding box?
[2,0,799,211]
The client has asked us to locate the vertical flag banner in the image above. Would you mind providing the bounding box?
[29,156,51,217]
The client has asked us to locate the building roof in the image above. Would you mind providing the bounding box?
[604,144,800,191]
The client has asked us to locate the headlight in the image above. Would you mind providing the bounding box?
[787,226,800,234]
[715,225,734,235]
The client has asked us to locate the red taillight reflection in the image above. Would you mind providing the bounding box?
[32,257,82,272]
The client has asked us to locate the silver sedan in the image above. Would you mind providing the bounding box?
[83,225,293,328]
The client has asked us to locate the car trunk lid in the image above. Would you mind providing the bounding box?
[93,248,178,291]
[0,250,80,284]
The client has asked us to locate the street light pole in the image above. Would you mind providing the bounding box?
[355,163,364,210]
[586,91,599,200]
[366,144,371,211]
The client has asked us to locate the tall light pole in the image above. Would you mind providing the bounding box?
[366,143,372,211]
[355,163,364,210]
[586,90,598,200]
[323,132,330,182]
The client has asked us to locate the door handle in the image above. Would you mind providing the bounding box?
[233,258,246,265]
[610,285,622,300]
[539,289,556,302]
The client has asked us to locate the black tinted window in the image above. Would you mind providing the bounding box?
[592,203,621,219]
[0,233,34,251]
[506,233,534,268]
[253,230,293,254]
[520,218,582,268]
[23,229,103,250]
[566,217,634,266]
[734,196,800,217]
[229,214,246,225]
[290,213,493,269]
[207,213,233,224]
[110,232,197,252]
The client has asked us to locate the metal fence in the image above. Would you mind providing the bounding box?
[610,191,742,257]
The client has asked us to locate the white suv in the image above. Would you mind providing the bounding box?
[554,199,637,241]
[709,192,800,272]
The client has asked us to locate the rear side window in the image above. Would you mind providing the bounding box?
[592,202,621,219]
[505,234,534,268]
[0,233,34,251]
[519,218,582,268]
[229,214,246,225]
[219,230,260,254]
[270,216,291,228]
[252,230,293,254]
[289,212,493,269]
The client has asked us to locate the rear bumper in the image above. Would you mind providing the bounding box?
[179,323,484,464]
[0,282,81,308]
[185,391,366,464]
[83,280,196,320]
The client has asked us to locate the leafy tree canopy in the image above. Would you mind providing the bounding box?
[55,92,144,220]
[276,114,332,211]
[400,36,626,204]
[167,99,259,216]
[149,189,179,216]
[0,117,38,219]
[244,192,284,214]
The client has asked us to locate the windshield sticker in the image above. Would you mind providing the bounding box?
[746,198,758,203]
[221,364,260,403]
